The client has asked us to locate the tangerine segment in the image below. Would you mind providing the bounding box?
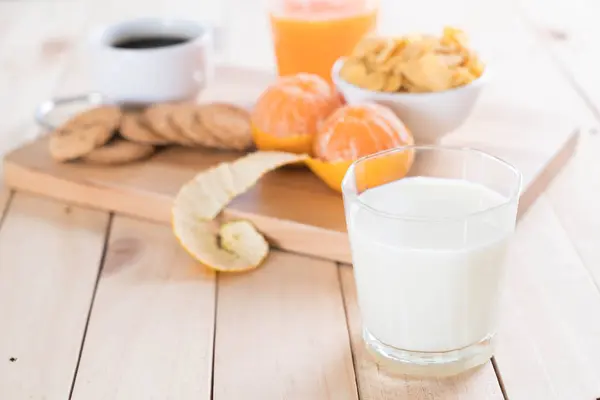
[305,158,352,193]
[252,125,313,154]
[314,103,414,162]
[354,148,415,193]
[306,148,415,193]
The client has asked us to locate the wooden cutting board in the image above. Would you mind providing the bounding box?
[3,66,578,263]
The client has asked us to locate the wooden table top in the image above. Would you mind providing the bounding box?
[1,0,600,399]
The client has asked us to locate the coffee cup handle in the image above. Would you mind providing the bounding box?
[196,28,215,90]
[34,92,107,130]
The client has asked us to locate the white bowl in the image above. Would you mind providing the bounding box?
[331,58,488,143]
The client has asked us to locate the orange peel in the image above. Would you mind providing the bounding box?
[173,151,309,221]
[219,220,269,268]
[353,148,415,193]
[306,147,415,194]
[251,125,313,154]
[305,158,352,192]
[172,151,308,272]
[174,219,269,272]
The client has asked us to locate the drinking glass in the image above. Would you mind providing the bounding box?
[268,0,378,82]
[341,146,522,376]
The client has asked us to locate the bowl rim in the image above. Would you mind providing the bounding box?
[331,57,489,99]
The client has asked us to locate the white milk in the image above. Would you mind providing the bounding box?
[346,177,513,353]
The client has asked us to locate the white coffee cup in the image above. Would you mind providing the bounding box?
[89,18,213,105]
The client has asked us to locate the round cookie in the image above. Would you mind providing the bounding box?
[171,104,226,149]
[68,105,121,129]
[49,105,121,162]
[144,104,196,146]
[197,103,253,150]
[50,125,115,162]
[120,112,171,145]
[82,139,155,165]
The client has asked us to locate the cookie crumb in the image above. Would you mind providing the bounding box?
[9,357,17,362]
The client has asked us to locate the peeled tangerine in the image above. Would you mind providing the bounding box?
[251,73,341,154]
[306,103,415,193]
[172,151,308,272]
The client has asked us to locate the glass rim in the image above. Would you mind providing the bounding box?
[268,0,380,16]
[341,145,523,222]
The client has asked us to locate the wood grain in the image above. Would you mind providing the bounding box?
[494,197,600,399]
[0,1,88,161]
[213,251,358,400]
[543,134,600,285]
[517,0,600,288]
[518,0,600,119]
[48,0,225,100]
[339,266,503,400]
[0,186,10,220]
[513,7,600,396]
[70,216,216,400]
[0,193,109,399]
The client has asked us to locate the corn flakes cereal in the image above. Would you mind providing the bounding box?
[382,74,403,92]
[339,27,484,93]
[363,71,387,91]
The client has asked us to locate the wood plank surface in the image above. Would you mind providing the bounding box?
[0,186,10,220]
[0,1,88,161]
[517,0,600,117]
[213,251,358,400]
[339,266,503,400]
[510,12,600,394]
[47,0,224,99]
[70,216,216,400]
[494,197,600,399]
[0,193,109,399]
[544,134,600,286]
[518,0,600,287]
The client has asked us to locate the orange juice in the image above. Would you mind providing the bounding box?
[270,0,378,82]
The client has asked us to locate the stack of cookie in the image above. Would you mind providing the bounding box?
[49,102,253,165]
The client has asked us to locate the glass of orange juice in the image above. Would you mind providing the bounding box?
[269,0,378,82]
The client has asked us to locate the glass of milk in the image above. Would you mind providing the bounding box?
[341,146,522,377]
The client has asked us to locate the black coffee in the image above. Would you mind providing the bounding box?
[112,36,191,49]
